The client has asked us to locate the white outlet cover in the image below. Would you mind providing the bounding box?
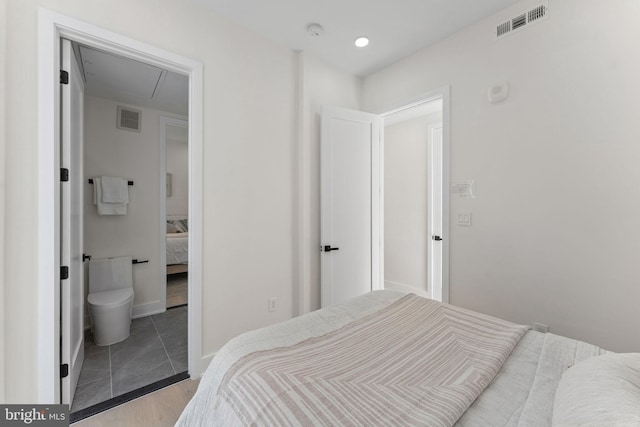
[533,322,549,333]
[457,212,472,226]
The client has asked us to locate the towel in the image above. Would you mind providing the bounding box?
[101,176,129,203]
[93,177,129,215]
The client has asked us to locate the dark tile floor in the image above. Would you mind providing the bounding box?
[71,306,188,413]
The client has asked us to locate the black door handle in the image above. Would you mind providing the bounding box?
[432,236,442,241]
[324,245,340,252]
[83,254,92,262]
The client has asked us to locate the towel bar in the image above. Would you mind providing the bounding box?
[88,178,134,185]
[83,256,148,265]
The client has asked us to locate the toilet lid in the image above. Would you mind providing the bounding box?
[88,288,134,308]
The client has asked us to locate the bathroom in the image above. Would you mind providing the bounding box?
[68,42,190,418]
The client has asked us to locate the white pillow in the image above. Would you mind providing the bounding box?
[552,353,640,426]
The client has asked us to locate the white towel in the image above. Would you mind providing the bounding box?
[93,177,128,215]
[101,176,129,203]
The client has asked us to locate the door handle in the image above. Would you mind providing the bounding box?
[432,236,442,241]
[83,254,92,262]
[323,245,340,252]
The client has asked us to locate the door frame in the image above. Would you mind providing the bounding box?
[37,9,204,403]
[377,86,451,303]
[59,38,85,405]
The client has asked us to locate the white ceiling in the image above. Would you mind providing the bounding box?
[193,0,523,76]
[75,44,188,115]
[73,1,522,111]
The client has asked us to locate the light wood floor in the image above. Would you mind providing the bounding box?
[73,378,199,426]
[166,274,188,308]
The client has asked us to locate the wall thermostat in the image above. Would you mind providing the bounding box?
[488,82,509,103]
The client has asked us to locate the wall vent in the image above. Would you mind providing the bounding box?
[497,21,511,37]
[117,106,141,132]
[496,3,548,39]
[528,5,546,23]
[512,13,527,30]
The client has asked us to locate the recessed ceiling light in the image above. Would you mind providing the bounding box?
[354,37,369,47]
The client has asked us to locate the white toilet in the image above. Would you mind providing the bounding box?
[88,256,135,346]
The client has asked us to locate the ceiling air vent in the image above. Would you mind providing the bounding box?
[497,21,511,37]
[512,13,527,30]
[528,5,547,22]
[117,106,141,132]
[496,3,548,39]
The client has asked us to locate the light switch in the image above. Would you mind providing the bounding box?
[457,212,472,226]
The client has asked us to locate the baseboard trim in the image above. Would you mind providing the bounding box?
[132,300,165,319]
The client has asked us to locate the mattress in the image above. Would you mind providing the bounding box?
[167,232,188,265]
[177,291,605,426]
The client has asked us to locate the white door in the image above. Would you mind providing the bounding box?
[428,125,443,301]
[60,38,85,405]
[320,106,381,307]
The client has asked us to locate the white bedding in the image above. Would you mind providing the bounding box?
[551,353,640,426]
[166,232,188,265]
[456,331,606,426]
[177,291,606,426]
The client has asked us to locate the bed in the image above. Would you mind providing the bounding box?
[177,291,640,426]
[166,217,188,274]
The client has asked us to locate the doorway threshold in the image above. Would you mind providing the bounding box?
[70,371,189,423]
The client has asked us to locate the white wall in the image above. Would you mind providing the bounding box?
[0,0,7,403]
[364,0,640,352]
[299,53,362,313]
[384,112,441,294]
[4,0,297,402]
[84,96,185,316]
[165,125,188,216]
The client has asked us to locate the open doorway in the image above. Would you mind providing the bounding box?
[384,100,442,296]
[37,9,204,417]
[318,88,449,308]
[67,42,190,418]
[382,99,443,300]
[162,118,189,309]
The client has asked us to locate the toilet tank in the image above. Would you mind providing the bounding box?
[89,257,133,293]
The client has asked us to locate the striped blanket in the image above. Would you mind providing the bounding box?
[208,294,528,426]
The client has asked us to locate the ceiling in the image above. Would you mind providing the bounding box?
[193,0,523,76]
[72,1,522,111]
[75,44,188,115]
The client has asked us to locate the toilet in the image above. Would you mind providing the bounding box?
[88,256,135,346]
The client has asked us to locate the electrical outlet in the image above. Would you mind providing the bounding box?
[533,322,549,333]
[268,297,277,312]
